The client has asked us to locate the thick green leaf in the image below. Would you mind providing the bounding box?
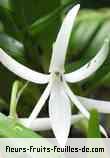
[0,113,41,138]
[28,2,75,36]
[10,0,61,72]
[87,109,101,138]
[69,10,107,60]
[0,6,22,40]
[69,19,102,57]
[0,33,25,62]
[86,20,110,57]
[29,6,64,36]
[10,0,60,28]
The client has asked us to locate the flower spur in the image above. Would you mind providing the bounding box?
[0,4,110,146]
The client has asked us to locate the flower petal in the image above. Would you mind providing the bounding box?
[49,80,71,147]
[64,83,108,137]
[64,83,107,137]
[77,96,110,113]
[27,82,52,127]
[63,82,90,118]
[49,4,80,73]
[65,38,109,83]
[0,48,50,84]
[19,114,83,131]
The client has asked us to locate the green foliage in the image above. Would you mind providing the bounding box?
[28,6,64,36]
[0,113,40,138]
[87,109,101,138]
[0,32,25,62]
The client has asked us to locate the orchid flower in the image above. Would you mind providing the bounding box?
[0,4,110,146]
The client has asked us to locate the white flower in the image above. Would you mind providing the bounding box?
[0,4,110,146]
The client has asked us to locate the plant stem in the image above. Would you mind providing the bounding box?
[9,81,19,118]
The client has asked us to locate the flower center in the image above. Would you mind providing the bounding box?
[54,72,63,82]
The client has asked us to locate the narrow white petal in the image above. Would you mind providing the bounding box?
[21,118,51,131]
[49,80,71,147]
[63,83,108,137]
[49,4,80,73]
[63,82,90,119]
[27,82,52,127]
[63,84,108,137]
[77,96,110,113]
[19,114,83,131]
[0,48,50,84]
[65,39,109,83]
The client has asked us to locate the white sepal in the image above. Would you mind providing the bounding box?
[49,79,71,147]
[27,82,52,127]
[65,39,109,83]
[78,96,110,113]
[19,114,83,131]
[63,83,107,137]
[63,82,90,119]
[49,4,80,73]
[0,48,50,84]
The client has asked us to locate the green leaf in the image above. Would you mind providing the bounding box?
[10,0,61,72]
[69,18,102,57]
[87,109,101,138]
[86,20,110,57]
[0,113,41,138]
[28,6,64,36]
[61,0,74,5]
[68,10,107,60]
[0,6,22,40]
[28,2,74,36]
[0,33,25,63]
[10,0,60,28]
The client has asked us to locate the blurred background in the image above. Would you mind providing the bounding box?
[0,0,110,137]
